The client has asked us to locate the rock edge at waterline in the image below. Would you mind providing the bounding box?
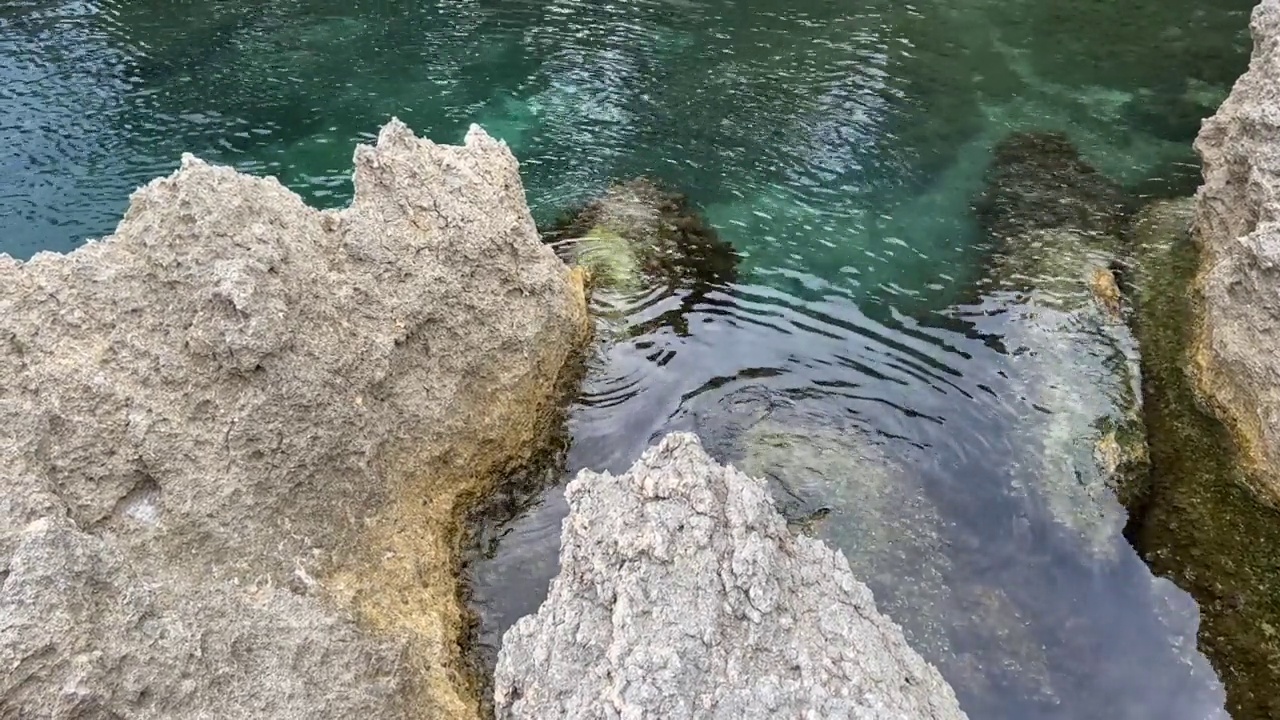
[1192,0,1280,505]
[0,118,590,719]
[493,431,968,720]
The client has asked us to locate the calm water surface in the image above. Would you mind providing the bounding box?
[1,0,1259,717]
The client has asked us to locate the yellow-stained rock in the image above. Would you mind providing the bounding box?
[0,119,590,719]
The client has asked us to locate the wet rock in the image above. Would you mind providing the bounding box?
[492,432,967,720]
[0,118,589,719]
[1191,0,1280,506]
[541,177,740,352]
[1125,196,1280,720]
[543,177,739,295]
[971,130,1147,558]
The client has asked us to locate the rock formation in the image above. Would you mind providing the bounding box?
[492,432,967,720]
[970,130,1147,557]
[1191,0,1280,505]
[0,119,589,719]
[727,405,1057,712]
[974,130,1132,249]
[541,177,739,351]
[542,177,739,295]
[1123,196,1280,719]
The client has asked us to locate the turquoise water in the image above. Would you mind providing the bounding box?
[0,0,1260,717]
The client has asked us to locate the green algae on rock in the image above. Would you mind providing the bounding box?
[970,130,1148,558]
[543,177,739,295]
[974,131,1133,248]
[541,177,740,350]
[1125,198,1280,720]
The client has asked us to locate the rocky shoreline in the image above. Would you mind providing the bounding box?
[0,120,592,719]
[1119,1,1280,716]
[5,0,1280,715]
[0,121,964,718]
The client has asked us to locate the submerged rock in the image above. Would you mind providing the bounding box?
[543,177,739,295]
[492,432,967,720]
[974,130,1132,250]
[540,177,740,356]
[0,119,589,719]
[1191,0,1280,506]
[971,130,1147,558]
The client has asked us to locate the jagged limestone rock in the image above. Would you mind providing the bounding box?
[1191,0,1280,506]
[0,118,589,720]
[972,130,1147,558]
[492,432,967,720]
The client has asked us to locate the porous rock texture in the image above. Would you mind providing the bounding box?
[492,432,967,720]
[1192,0,1280,505]
[0,118,589,719]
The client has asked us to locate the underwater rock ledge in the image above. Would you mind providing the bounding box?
[0,118,590,719]
[492,432,967,720]
[1119,0,1280,715]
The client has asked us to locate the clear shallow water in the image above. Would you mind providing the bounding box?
[0,0,1259,717]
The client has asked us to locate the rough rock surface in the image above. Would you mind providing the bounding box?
[0,118,589,719]
[1192,0,1280,504]
[492,432,967,720]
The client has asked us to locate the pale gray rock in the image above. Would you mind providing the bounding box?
[492,432,967,720]
[0,118,588,719]
[1192,0,1280,505]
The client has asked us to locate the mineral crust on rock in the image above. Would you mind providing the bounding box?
[1191,0,1280,505]
[0,118,589,719]
[492,432,967,720]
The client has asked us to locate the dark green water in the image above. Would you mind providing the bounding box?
[0,0,1260,717]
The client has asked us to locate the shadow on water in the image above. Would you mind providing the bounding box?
[0,0,1264,717]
